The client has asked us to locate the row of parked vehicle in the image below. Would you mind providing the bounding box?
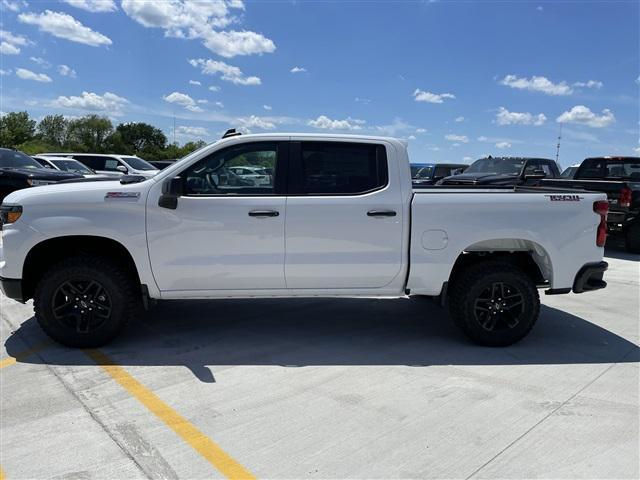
[411,155,639,253]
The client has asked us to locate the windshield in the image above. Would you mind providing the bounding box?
[465,157,525,176]
[411,165,434,179]
[120,156,157,171]
[51,159,94,174]
[561,166,578,178]
[578,159,640,180]
[0,149,43,169]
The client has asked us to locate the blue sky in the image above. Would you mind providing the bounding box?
[0,0,638,168]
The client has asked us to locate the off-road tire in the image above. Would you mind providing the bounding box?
[34,256,139,348]
[448,261,540,346]
[625,222,640,254]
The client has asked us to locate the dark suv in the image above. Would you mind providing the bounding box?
[0,148,82,202]
[438,156,560,186]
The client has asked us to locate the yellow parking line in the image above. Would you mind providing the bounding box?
[85,349,256,480]
[0,465,6,480]
[0,341,52,369]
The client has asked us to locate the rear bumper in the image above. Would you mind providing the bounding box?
[0,276,23,302]
[572,261,608,293]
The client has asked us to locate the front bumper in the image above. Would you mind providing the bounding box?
[573,261,608,293]
[0,276,23,302]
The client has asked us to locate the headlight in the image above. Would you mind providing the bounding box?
[27,179,53,186]
[0,205,22,225]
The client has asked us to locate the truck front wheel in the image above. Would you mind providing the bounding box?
[448,261,540,346]
[34,256,139,348]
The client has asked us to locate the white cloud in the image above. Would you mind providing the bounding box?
[573,80,603,89]
[196,99,208,104]
[374,118,415,137]
[208,85,220,92]
[18,10,112,47]
[176,125,208,137]
[189,58,260,85]
[477,136,488,142]
[415,128,427,134]
[556,105,615,128]
[57,64,77,77]
[355,97,371,104]
[30,56,51,68]
[163,91,203,112]
[189,80,201,86]
[308,115,365,131]
[62,0,117,13]
[50,91,129,115]
[444,134,469,143]
[413,88,455,103]
[634,146,640,154]
[500,74,573,95]
[407,135,416,141]
[2,0,27,12]
[263,104,272,111]
[16,68,52,83]
[121,0,275,58]
[636,76,640,85]
[214,101,224,108]
[0,69,11,75]
[290,66,306,73]
[0,29,30,55]
[463,156,472,161]
[495,141,511,149]
[495,106,546,126]
[454,116,465,122]
[0,41,20,54]
[238,115,276,132]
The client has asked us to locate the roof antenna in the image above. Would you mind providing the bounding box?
[555,124,562,163]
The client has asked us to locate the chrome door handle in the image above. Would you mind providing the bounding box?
[248,210,279,217]
[367,210,396,217]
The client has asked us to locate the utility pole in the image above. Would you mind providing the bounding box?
[555,124,562,164]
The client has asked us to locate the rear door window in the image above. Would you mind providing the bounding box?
[292,142,388,195]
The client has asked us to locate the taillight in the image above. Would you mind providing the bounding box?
[593,200,609,247]
[619,186,632,208]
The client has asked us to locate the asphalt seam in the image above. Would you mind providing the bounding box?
[464,345,638,479]
[0,314,153,480]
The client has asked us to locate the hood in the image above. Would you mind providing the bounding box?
[439,172,520,185]
[0,167,82,180]
[2,177,149,205]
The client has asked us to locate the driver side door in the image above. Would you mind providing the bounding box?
[146,141,288,293]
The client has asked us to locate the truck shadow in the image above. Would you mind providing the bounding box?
[5,297,639,383]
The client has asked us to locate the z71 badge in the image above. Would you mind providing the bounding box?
[545,194,583,201]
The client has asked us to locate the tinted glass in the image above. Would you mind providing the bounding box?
[121,156,157,171]
[466,158,525,175]
[50,159,93,174]
[411,166,433,179]
[33,157,54,168]
[184,142,277,195]
[74,156,105,170]
[0,149,43,169]
[579,158,640,179]
[300,142,387,194]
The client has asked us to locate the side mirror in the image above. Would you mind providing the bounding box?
[158,176,183,209]
[116,165,128,173]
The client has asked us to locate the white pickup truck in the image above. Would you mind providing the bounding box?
[0,132,609,348]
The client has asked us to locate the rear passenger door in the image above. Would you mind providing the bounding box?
[284,140,405,289]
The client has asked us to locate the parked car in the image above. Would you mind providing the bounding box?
[1,133,608,348]
[42,153,159,179]
[149,160,176,170]
[438,156,561,186]
[541,156,640,253]
[411,163,467,186]
[0,148,83,202]
[32,155,102,178]
[228,165,272,186]
[561,164,581,179]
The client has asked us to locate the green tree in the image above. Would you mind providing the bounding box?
[0,111,36,148]
[37,115,68,147]
[116,122,167,155]
[66,115,113,152]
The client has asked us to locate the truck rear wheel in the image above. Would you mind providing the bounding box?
[448,261,540,346]
[34,256,139,348]
[625,222,640,254]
